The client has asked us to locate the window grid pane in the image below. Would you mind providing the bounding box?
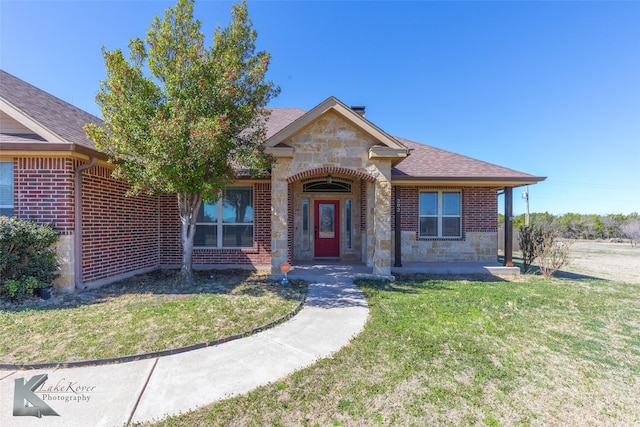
[442,217,461,237]
[420,217,438,237]
[222,225,253,247]
[222,188,253,223]
[194,225,217,247]
[419,192,437,215]
[442,192,461,215]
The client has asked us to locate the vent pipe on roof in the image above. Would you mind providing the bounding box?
[351,105,365,117]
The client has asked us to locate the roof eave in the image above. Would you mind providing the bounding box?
[391,176,546,188]
[0,142,106,160]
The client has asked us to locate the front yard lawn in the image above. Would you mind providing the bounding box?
[0,270,307,365]
[153,275,640,426]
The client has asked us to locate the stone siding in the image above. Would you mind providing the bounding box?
[395,231,498,262]
[271,110,395,275]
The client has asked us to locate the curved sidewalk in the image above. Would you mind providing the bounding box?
[0,266,369,427]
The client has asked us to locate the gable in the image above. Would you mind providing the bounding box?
[0,110,47,145]
[0,70,102,149]
[284,110,382,157]
[0,110,35,134]
[265,97,408,163]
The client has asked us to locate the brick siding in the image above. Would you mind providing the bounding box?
[391,186,498,236]
[14,157,75,234]
[11,156,272,287]
[81,164,160,283]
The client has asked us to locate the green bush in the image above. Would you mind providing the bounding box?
[0,217,60,301]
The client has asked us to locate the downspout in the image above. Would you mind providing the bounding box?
[74,157,97,290]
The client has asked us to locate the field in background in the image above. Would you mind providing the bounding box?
[562,241,639,284]
[501,239,639,284]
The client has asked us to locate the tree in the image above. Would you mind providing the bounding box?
[621,219,640,247]
[85,0,279,283]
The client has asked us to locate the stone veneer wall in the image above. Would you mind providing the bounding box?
[394,231,497,262]
[271,111,394,275]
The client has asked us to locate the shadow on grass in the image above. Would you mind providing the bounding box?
[1,269,307,313]
[497,254,606,281]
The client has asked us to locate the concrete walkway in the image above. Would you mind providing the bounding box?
[0,267,370,427]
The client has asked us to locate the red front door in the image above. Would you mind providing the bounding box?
[314,200,340,257]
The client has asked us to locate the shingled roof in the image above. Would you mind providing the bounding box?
[392,137,543,184]
[1,70,543,184]
[265,108,306,138]
[0,69,102,148]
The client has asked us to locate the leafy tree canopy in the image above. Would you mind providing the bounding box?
[85,0,279,283]
[85,0,279,202]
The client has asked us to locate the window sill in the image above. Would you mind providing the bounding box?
[417,236,463,241]
[194,246,260,253]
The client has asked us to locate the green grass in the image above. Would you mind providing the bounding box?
[151,275,640,426]
[0,270,307,364]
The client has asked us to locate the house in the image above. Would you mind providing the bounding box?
[0,70,545,291]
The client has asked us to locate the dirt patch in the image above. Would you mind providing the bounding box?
[562,240,640,283]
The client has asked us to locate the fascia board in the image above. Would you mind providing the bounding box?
[391,176,547,187]
[264,146,294,157]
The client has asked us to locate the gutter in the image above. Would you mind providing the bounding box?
[74,156,97,290]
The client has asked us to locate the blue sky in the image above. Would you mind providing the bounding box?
[1,0,639,216]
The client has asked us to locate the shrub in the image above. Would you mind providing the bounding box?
[534,228,572,278]
[519,224,571,277]
[0,217,60,301]
[519,225,544,273]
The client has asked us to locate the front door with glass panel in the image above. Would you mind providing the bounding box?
[314,200,340,257]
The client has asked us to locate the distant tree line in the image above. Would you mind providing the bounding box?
[499,212,640,242]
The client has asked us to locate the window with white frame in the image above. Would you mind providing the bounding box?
[195,187,254,248]
[419,190,461,238]
[0,162,14,216]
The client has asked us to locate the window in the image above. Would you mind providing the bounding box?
[419,191,461,237]
[345,199,352,249]
[195,187,254,248]
[0,162,14,216]
[303,180,351,193]
[302,199,310,250]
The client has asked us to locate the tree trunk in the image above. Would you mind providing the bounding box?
[178,192,202,284]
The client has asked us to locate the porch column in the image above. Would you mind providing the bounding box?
[504,187,514,267]
[271,158,291,276]
[394,185,402,268]
[371,163,393,276]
